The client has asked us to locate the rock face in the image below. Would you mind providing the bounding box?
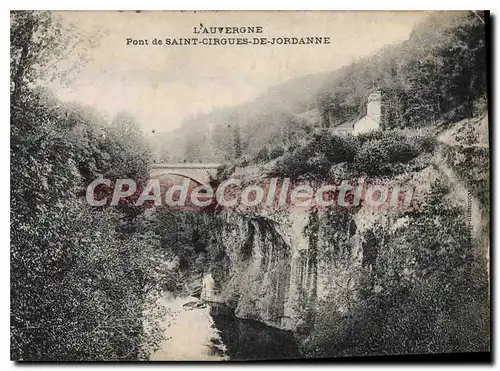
[210,166,484,335]
[202,115,489,356]
[212,208,370,331]
[213,214,296,329]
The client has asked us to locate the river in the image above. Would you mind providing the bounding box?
[148,294,301,361]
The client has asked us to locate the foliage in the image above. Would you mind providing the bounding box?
[352,131,419,176]
[441,144,490,208]
[303,180,489,357]
[10,11,98,101]
[269,132,359,179]
[10,89,172,360]
[10,11,169,360]
[319,11,487,129]
[270,129,436,179]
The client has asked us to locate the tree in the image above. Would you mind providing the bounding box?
[11,11,97,104]
[10,11,169,360]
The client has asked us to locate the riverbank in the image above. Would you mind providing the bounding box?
[146,294,301,361]
[149,295,226,361]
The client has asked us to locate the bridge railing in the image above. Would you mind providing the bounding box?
[151,163,222,169]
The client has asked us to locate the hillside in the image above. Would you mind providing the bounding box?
[150,70,332,162]
[151,11,486,167]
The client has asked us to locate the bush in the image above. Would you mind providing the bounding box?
[215,163,236,182]
[356,130,388,145]
[270,146,313,179]
[352,131,419,176]
[268,145,285,160]
[253,147,270,163]
[270,133,359,179]
[417,133,438,153]
[305,153,331,177]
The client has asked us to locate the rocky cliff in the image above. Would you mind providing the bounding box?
[201,114,489,356]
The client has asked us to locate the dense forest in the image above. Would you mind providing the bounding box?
[10,11,182,360]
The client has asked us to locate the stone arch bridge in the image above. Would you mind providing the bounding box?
[149,163,222,185]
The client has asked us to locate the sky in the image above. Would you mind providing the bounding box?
[51,10,431,134]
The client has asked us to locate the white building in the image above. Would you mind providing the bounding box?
[353,91,382,136]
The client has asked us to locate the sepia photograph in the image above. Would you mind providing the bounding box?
[9,10,491,362]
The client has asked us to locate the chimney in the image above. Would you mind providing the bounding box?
[366,90,382,120]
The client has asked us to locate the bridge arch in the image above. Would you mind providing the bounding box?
[150,171,207,186]
[149,163,221,186]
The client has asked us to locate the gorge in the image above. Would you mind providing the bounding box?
[145,116,489,360]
